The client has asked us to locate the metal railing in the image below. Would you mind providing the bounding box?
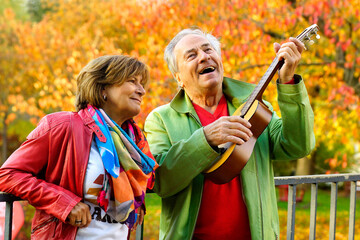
[274,173,360,240]
[1,173,359,240]
[0,192,21,240]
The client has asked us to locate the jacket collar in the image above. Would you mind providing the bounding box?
[78,108,107,142]
[170,77,255,114]
[78,108,95,125]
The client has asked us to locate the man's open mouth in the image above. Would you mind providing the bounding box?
[199,66,216,75]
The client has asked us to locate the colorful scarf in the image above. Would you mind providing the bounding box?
[87,105,158,228]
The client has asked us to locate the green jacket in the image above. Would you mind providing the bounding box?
[144,76,315,240]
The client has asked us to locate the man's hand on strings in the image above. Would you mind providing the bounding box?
[274,37,306,83]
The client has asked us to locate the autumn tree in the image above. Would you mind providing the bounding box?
[1,0,359,173]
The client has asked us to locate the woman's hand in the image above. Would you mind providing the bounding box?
[131,206,145,231]
[66,202,91,228]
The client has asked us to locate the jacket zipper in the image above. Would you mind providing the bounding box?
[188,112,203,240]
[31,217,58,234]
[254,151,264,238]
[189,181,204,240]
[189,112,202,127]
[52,218,60,238]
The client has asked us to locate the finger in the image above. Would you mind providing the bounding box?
[289,37,306,53]
[132,222,138,231]
[79,204,91,228]
[229,128,253,142]
[228,116,252,128]
[70,213,81,226]
[75,212,85,227]
[218,127,253,145]
[80,209,91,228]
[131,213,141,231]
[282,42,302,60]
[277,51,295,64]
[226,121,253,137]
[273,42,281,53]
[225,135,246,145]
[138,208,145,225]
[277,45,297,61]
[73,217,82,227]
[84,207,92,228]
[68,202,90,227]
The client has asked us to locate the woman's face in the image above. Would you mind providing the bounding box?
[101,75,145,125]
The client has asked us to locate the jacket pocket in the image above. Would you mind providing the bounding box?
[31,216,59,239]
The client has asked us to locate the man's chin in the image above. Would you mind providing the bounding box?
[199,76,222,87]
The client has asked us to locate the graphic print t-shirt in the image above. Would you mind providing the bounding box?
[76,140,128,240]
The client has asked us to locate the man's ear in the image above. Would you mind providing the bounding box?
[174,73,184,88]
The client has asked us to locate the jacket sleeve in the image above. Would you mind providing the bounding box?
[0,116,81,222]
[268,76,315,160]
[144,110,220,198]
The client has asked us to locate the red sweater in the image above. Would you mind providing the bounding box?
[192,95,251,240]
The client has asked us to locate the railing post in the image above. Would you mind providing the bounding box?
[348,181,357,240]
[135,219,144,240]
[329,182,338,240]
[4,201,14,240]
[287,184,296,240]
[309,183,318,240]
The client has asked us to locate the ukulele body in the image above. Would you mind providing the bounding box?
[203,99,273,184]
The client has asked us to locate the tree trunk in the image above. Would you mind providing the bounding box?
[295,157,313,176]
[1,112,8,165]
[295,154,316,193]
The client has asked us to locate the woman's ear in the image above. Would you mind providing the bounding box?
[101,87,107,101]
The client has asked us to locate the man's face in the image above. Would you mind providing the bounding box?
[174,34,224,95]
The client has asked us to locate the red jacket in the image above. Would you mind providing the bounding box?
[0,109,106,239]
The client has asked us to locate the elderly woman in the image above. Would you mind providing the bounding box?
[0,55,158,240]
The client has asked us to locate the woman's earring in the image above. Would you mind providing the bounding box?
[103,95,107,101]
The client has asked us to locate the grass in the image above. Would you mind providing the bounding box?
[130,187,360,240]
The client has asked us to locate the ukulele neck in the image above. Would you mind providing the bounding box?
[239,24,320,118]
[240,56,284,117]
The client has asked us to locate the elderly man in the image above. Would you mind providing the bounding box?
[144,28,315,240]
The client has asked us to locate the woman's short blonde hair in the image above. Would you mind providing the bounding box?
[75,55,149,111]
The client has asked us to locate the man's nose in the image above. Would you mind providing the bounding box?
[198,50,210,62]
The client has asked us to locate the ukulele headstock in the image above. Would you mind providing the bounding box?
[296,24,320,50]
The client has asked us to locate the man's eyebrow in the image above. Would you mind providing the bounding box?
[183,43,212,56]
[201,43,211,48]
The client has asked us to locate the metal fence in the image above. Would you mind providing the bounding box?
[0,192,21,240]
[1,173,359,240]
[274,173,360,240]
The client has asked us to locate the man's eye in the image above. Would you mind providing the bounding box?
[188,54,196,59]
[205,48,212,52]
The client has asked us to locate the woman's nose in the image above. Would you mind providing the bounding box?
[137,84,146,96]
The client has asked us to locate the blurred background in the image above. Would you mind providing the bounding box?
[0,0,359,239]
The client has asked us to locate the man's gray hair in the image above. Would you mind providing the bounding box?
[164,28,221,75]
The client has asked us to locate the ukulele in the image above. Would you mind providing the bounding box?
[203,24,320,184]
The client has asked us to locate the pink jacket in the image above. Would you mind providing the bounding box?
[0,109,106,239]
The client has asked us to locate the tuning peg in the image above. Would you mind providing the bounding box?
[316,34,320,39]
[309,40,315,45]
